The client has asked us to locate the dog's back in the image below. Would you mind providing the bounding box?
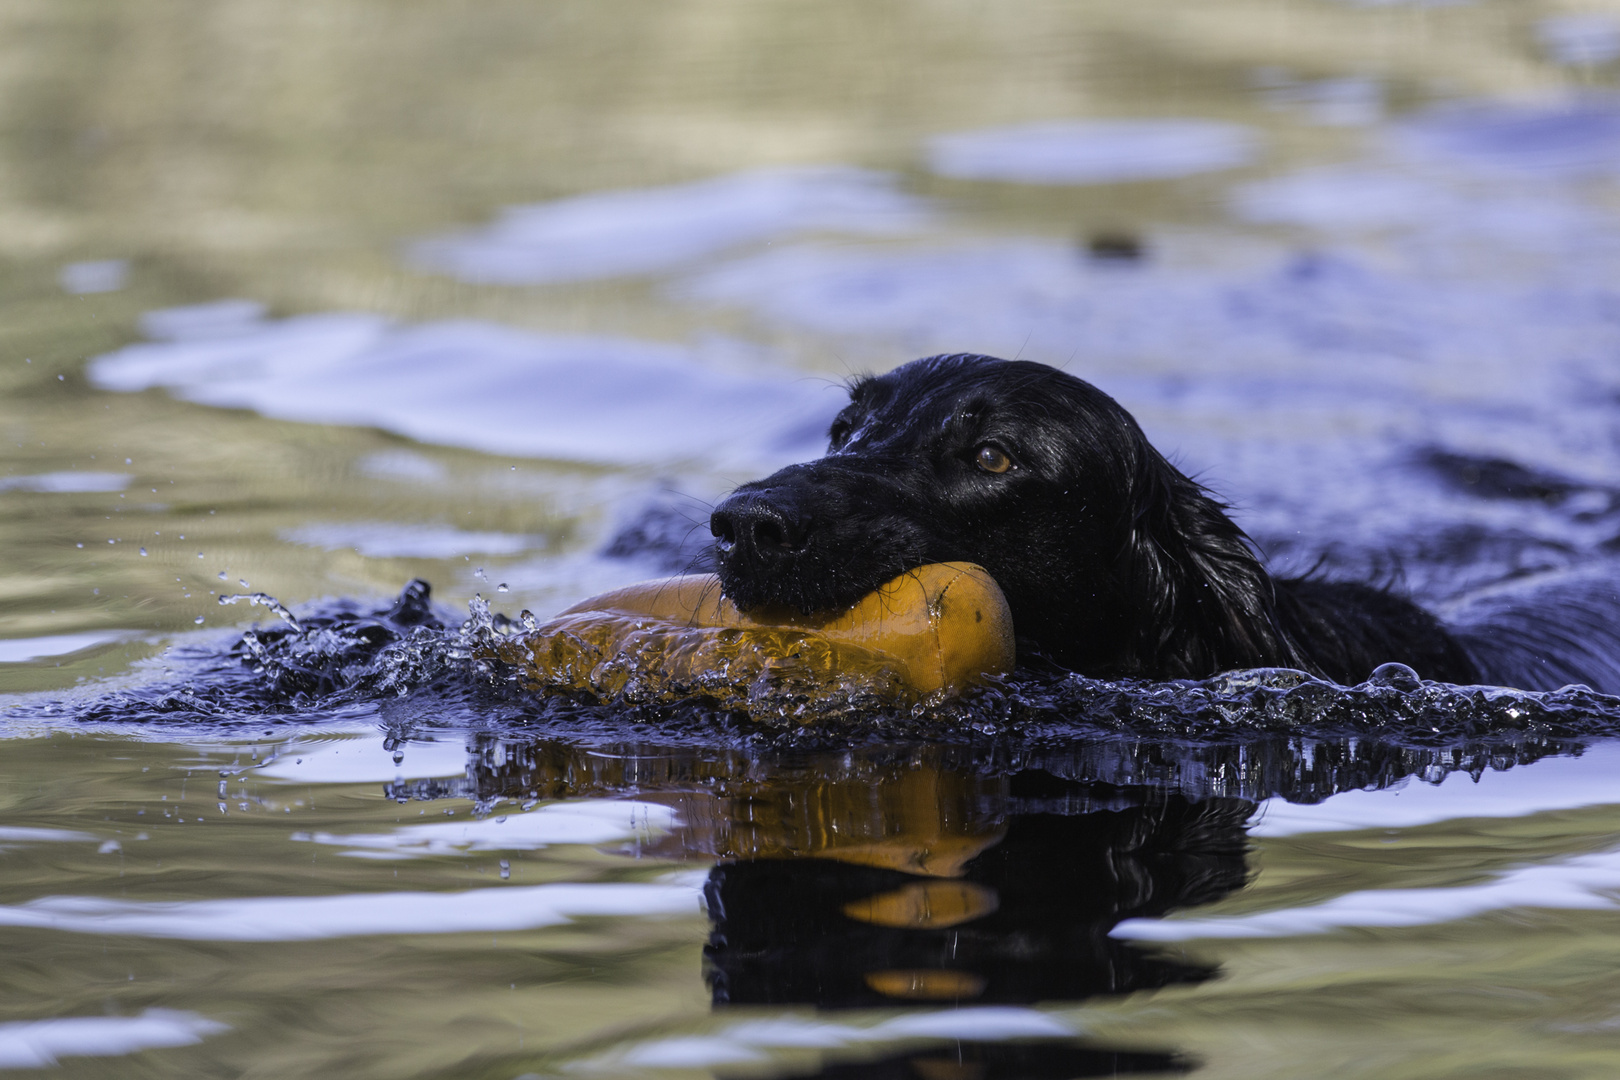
[1444,564,1620,694]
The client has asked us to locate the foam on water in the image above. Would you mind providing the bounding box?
[408,166,931,285]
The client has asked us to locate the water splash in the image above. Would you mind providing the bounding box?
[34,578,1620,750]
[217,592,304,632]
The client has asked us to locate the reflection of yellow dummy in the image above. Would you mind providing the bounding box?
[656,761,1009,1001]
[479,741,1012,1002]
[491,562,1015,707]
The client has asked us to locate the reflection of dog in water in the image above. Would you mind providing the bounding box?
[703,787,1251,1010]
[710,354,1620,691]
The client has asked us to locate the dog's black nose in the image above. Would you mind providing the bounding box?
[710,491,807,563]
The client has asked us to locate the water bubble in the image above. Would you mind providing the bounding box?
[1368,662,1422,692]
[193,616,205,624]
[497,583,509,593]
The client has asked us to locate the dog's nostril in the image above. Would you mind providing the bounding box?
[752,518,791,551]
[710,512,737,552]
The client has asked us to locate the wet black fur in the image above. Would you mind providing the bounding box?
[710,353,1482,684]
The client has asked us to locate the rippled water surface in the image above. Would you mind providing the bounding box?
[6,1,1620,1076]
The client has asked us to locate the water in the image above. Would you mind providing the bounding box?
[5,1,1620,1076]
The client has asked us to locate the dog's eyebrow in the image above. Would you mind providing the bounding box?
[844,374,876,400]
[942,398,989,431]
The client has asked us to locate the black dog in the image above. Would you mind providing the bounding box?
[711,353,1552,686]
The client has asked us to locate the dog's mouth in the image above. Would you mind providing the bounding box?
[709,460,946,616]
[715,553,916,617]
[710,506,934,617]
[712,528,909,615]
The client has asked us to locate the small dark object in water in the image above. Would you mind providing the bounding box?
[710,353,1620,691]
[1085,231,1145,262]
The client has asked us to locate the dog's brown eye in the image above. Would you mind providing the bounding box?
[975,445,1013,474]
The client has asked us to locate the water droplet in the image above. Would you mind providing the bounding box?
[125,458,132,465]
[239,579,248,588]
[193,616,205,624]
[197,552,204,559]
[139,547,148,556]
[519,610,538,632]
[217,571,227,580]
[75,543,83,549]
[392,750,404,765]
[497,583,509,593]
[499,860,511,880]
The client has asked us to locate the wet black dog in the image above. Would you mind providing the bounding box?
[711,353,1530,686]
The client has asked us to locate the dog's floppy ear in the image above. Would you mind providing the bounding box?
[1119,450,1305,677]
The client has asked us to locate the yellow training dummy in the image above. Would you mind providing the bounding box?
[489,562,1015,714]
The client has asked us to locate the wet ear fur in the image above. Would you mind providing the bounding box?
[1119,451,1304,677]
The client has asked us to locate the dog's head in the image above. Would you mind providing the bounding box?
[710,353,1294,676]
